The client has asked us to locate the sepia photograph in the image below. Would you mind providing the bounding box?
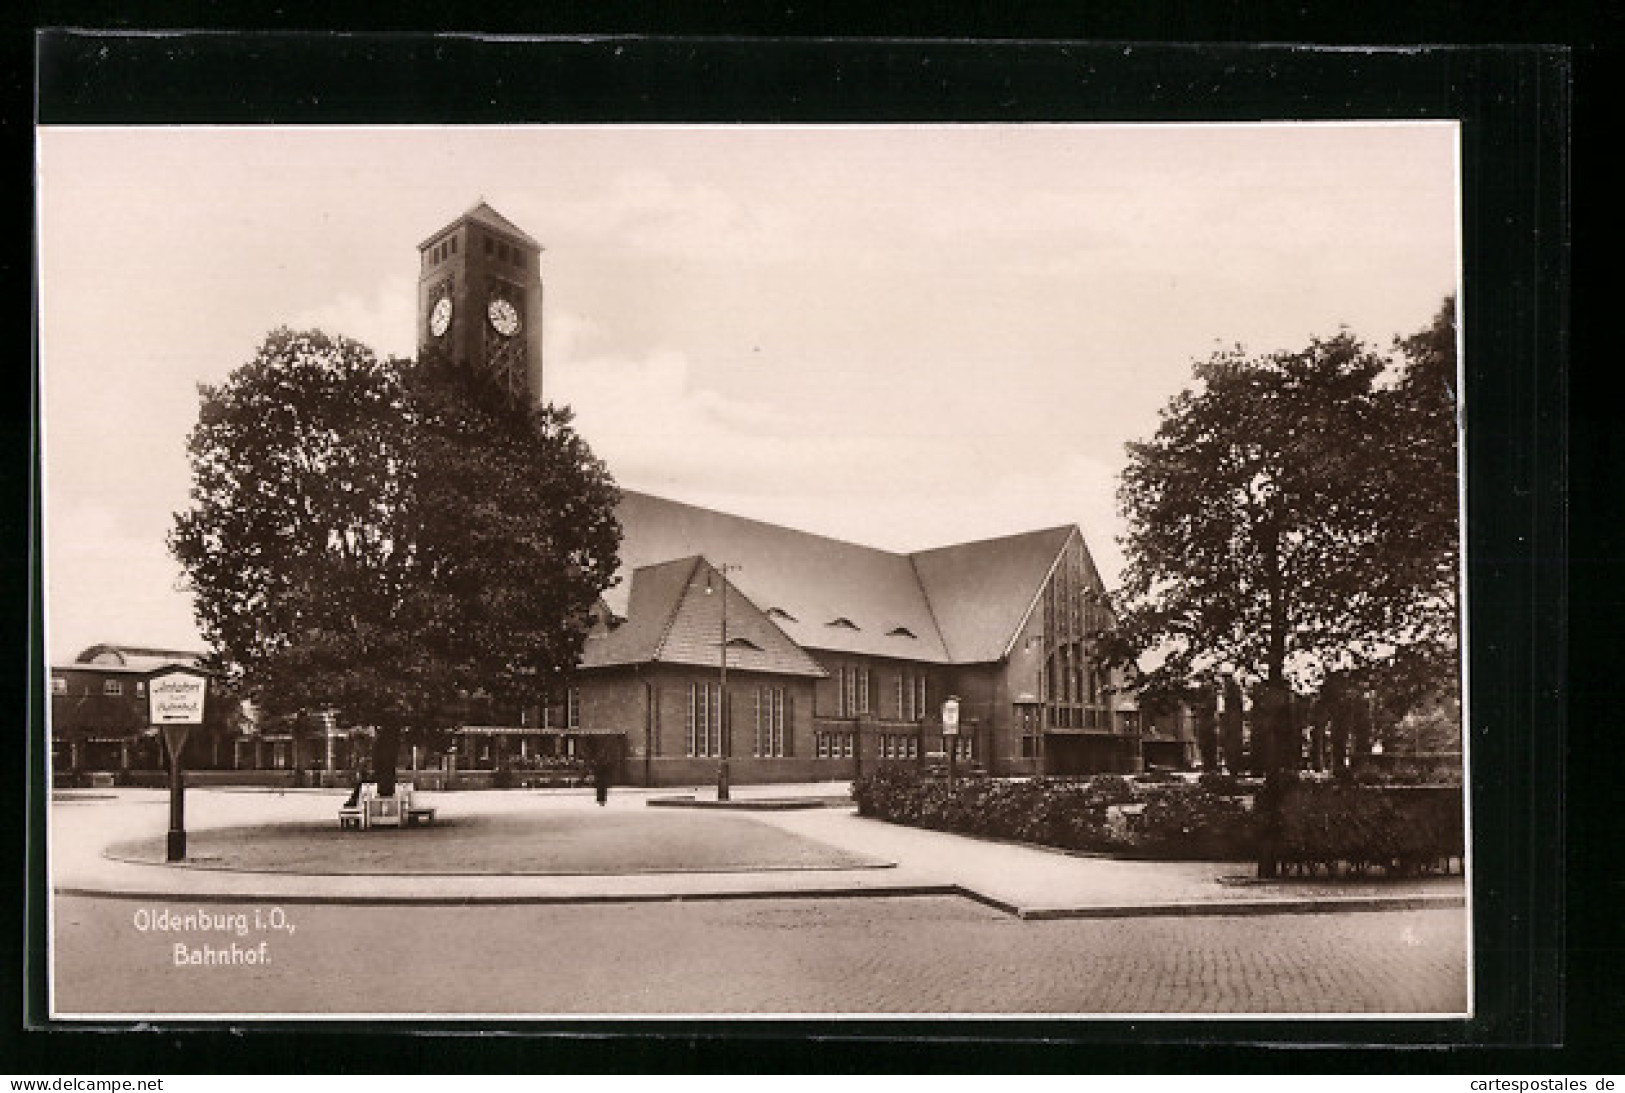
[37,121,1469,1020]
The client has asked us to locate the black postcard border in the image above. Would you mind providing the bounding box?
[17,30,1574,1070]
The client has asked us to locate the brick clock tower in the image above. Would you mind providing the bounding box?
[417,201,545,404]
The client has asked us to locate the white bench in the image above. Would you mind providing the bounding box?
[339,783,425,830]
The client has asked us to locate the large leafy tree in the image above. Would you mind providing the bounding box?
[405,347,622,758]
[171,328,620,794]
[1379,297,1461,676]
[1114,304,1459,771]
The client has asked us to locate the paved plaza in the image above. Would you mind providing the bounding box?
[54,894,1467,1016]
[48,784,1471,1017]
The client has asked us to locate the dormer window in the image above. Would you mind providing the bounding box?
[887,626,917,639]
[766,607,798,623]
[826,617,859,630]
[726,636,763,651]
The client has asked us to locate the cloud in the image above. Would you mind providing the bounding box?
[287,272,417,360]
[550,343,1128,583]
[546,170,805,266]
[44,499,202,662]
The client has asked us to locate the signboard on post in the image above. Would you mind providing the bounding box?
[941,696,962,789]
[148,665,209,862]
[160,723,193,770]
[149,669,207,724]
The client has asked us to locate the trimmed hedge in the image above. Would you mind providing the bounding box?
[852,768,1253,859]
[1127,787,1254,859]
[853,768,1464,875]
[1267,781,1464,877]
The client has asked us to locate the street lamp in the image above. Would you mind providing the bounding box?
[707,562,740,801]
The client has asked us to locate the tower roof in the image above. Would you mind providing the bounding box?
[418,200,542,251]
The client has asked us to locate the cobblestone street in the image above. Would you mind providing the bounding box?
[54,894,1469,1016]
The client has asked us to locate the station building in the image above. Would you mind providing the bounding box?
[48,201,1196,787]
[575,490,1159,785]
[413,200,1178,782]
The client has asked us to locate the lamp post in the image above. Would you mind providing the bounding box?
[709,562,740,801]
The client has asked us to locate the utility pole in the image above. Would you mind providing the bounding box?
[712,562,741,801]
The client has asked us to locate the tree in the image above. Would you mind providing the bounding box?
[171,328,620,795]
[398,348,622,780]
[172,329,432,778]
[1387,297,1460,641]
[1372,297,1462,732]
[1114,306,1460,772]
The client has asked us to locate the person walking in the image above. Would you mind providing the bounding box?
[591,754,614,806]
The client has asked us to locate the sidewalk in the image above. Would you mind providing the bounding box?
[49,785,1466,919]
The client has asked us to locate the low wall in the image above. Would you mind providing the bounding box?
[57,764,847,791]
[115,770,300,789]
[292,770,586,791]
[632,757,857,787]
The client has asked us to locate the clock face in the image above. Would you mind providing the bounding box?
[487,298,521,337]
[429,297,453,337]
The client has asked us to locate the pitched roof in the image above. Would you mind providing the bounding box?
[607,492,954,663]
[581,556,695,669]
[419,200,542,251]
[582,555,825,677]
[606,492,1094,667]
[910,526,1078,662]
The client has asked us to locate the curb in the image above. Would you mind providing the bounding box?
[995,892,1468,920]
[95,852,897,878]
[54,883,962,908]
[645,796,837,811]
[54,880,1465,920]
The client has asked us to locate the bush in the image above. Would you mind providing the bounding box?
[1271,782,1463,877]
[1126,787,1255,859]
[854,767,1464,877]
[1081,774,1138,808]
[852,769,1241,858]
[851,764,922,818]
[1349,754,1464,787]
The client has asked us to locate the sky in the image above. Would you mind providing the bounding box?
[37,123,1460,664]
